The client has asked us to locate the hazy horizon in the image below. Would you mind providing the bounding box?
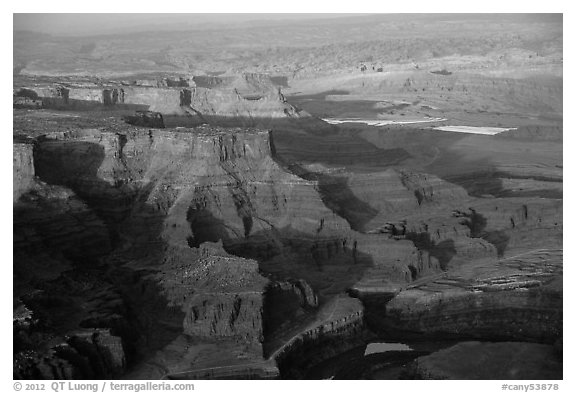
[13,13,367,37]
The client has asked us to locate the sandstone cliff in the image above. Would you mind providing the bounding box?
[14,73,307,122]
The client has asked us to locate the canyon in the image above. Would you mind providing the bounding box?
[12,13,562,380]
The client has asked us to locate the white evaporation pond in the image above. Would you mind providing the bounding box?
[323,117,447,126]
[433,126,517,135]
[364,342,412,356]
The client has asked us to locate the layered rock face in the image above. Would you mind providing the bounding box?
[353,193,562,342]
[290,71,562,116]
[33,130,144,228]
[279,127,562,348]
[379,249,562,342]
[13,146,128,379]
[273,296,365,379]
[158,241,269,342]
[465,198,563,252]
[394,73,562,114]
[187,84,301,119]
[121,87,184,114]
[299,167,470,232]
[14,73,307,121]
[409,341,562,380]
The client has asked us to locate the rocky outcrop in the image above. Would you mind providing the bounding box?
[466,199,563,251]
[13,96,43,108]
[159,242,268,341]
[376,249,562,342]
[121,86,184,114]
[14,329,126,379]
[13,142,35,202]
[123,111,165,128]
[409,341,562,379]
[398,170,469,208]
[123,77,194,88]
[186,85,302,120]
[269,279,318,309]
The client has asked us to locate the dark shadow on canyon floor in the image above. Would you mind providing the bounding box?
[454,208,510,257]
[16,139,188,377]
[404,231,456,271]
[285,163,380,232]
